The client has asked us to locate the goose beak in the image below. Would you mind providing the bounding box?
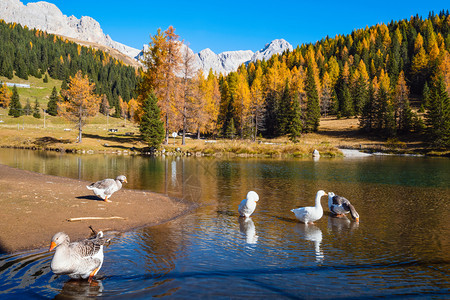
[355,217,360,223]
[49,241,57,251]
[124,179,128,183]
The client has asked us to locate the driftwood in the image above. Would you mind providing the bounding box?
[67,216,126,222]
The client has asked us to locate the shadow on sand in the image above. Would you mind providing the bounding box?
[76,195,103,201]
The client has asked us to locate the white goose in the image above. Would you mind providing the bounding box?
[49,231,108,282]
[238,191,259,218]
[328,192,360,222]
[291,190,327,224]
[86,175,127,202]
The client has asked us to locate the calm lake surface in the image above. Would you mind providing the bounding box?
[0,148,449,299]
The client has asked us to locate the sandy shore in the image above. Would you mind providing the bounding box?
[0,164,191,254]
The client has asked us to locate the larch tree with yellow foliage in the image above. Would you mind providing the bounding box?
[140,26,183,144]
[179,46,197,145]
[58,70,101,143]
[0,83,12,108]
[194,70,221,138]
[128,98,139,123]
[250,66,265,140]
[234,71,252,137]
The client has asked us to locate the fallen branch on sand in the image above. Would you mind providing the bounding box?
[67,216,126,222]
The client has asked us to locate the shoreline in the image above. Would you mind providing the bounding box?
[0,164,192,254]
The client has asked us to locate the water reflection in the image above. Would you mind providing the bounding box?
[238,217,258,244]
[0,149,449,298]
[294,224,324,262]
[327,215,359,234]
[54,279,103,299]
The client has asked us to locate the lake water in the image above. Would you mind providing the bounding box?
[0,149,449,299]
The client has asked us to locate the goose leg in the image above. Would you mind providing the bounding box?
[104,196,111,202]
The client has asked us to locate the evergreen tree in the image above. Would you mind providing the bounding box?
[330,89,339,116]
[8,85,22,118]
[23,99,32,115]
[263,90,280,137]
[139,92,165,149]
[395,71,413,133]
[421,82,430,112]
[226,118,237,139]
[425,76,450,148]
[352,74,368,116]
[33,98,41,118]
[360,82,376,132]
[304,65,321,132]
[340,83,353,117]
[288,96,302,142]
[43,73,49,83]
[375,87,390,132]
[278,81,291,135]
[47,87,59,116]
[113,101,121,118]
[99,94,110,116]
[385,102,397,137]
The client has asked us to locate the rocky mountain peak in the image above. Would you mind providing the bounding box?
[0,0,294,74]
[251,39,293,62]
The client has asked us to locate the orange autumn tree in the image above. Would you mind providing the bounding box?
[0,83,12,108]
[140,26,183,144]
[58,70,101,143]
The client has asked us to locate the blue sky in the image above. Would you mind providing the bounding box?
[23,0,449,54]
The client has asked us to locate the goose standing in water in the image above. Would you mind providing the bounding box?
[49,231,109,282]
[328,192,360,222]
[86,175,127,202]
[238,191,259,218]
[291,190,327,224]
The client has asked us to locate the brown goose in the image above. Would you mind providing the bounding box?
[86,175,127,202]
[327,192,360,222]
[49,231,109,282]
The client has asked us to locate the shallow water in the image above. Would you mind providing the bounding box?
[0,149,449,299]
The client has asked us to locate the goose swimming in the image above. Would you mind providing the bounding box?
[49,231,109,282]
[328,192,360,222]
[238,191,259,218]
[86,175,127,202]
[291,190,327,224]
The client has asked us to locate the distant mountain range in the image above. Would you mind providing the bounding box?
[0,0,293,74]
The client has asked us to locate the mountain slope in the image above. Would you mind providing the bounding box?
[0,0,293,74]
[0,0,141,59]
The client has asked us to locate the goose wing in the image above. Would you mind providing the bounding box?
[88,179,115,191]
[70,234,107,258]
[292,207,313,220]
[332,195,350,206]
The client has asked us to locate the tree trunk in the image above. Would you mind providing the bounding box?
[182,113,186,145]
[78,116,82,143]
[164,114,169,144]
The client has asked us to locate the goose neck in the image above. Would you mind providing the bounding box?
[315,193,323,208]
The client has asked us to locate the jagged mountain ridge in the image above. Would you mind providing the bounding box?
[0,0,141,59]
[0,0,293,74]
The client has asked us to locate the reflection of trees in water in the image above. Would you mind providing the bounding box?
[138,223,188,278]
[55,279,103,299]
[294,223,324,262]
[239,217,258,244]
